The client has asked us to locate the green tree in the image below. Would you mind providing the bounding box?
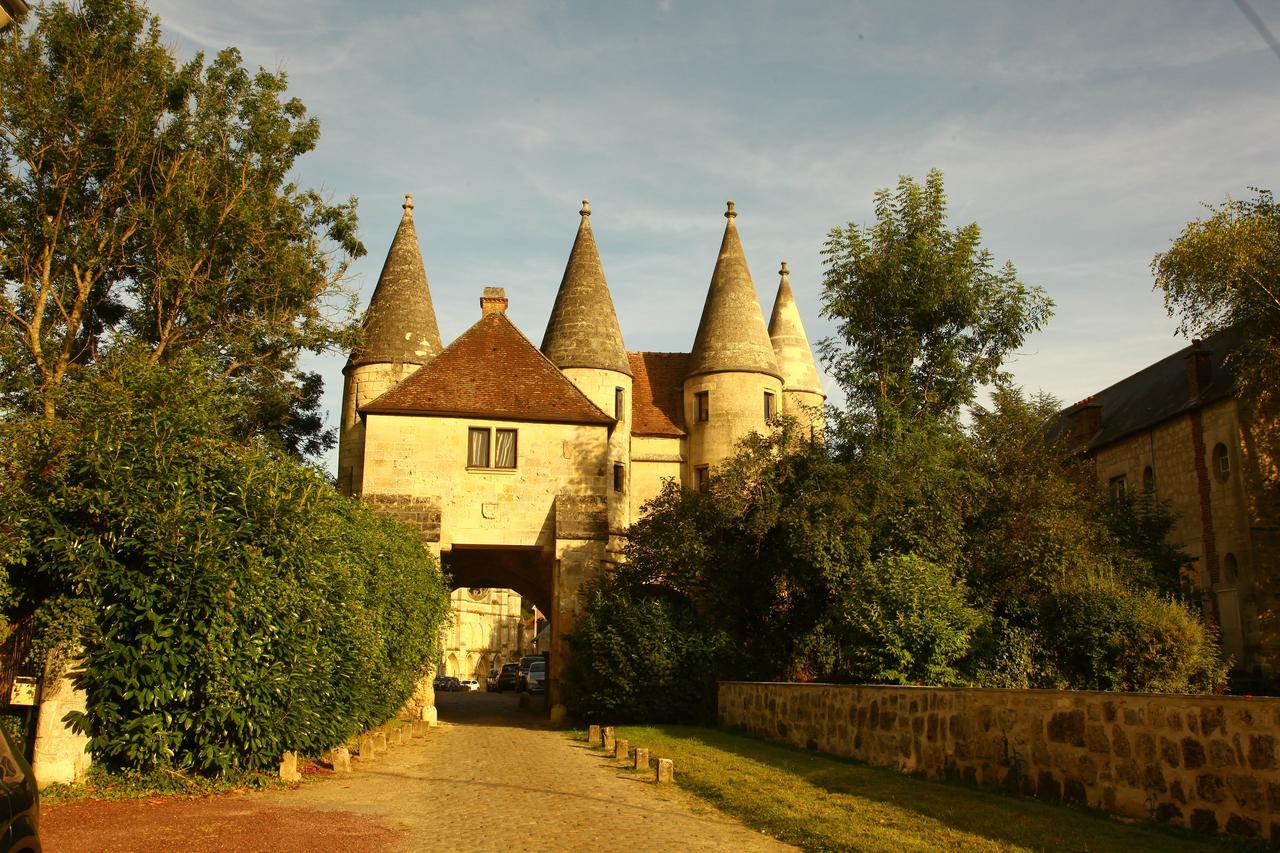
[819,169,1052,445]
[0,0,362,455]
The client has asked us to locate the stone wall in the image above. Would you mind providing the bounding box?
[719,681,1280,842]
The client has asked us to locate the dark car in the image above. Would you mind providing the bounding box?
[0,726,40,851]
[485,669,499,692]
[495,662,521,692]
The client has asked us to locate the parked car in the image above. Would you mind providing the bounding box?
[496,662,521,692]
[485,669,499,692]
[439,676,461,693]
[459,679,480,692]
[0,726,40,852]
[432,674,449,691]
[518,655,543,677]
[525,659,546,695]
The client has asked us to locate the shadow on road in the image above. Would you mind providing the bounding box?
[434,688,552,729]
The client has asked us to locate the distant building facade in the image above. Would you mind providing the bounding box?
[1061,327,1278,674]
[438,587,528,681]
[336,197,825,707]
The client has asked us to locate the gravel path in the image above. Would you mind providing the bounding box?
[42,690,791,852]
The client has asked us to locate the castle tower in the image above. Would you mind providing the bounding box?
[541,199,633,535]
[767,261,826,434]
[337,194,443,495]
[684,202,783,483]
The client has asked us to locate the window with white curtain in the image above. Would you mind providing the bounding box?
[468,427,490,468]
[495,429,518,468]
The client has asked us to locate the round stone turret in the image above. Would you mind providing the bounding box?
[768,260,826,428]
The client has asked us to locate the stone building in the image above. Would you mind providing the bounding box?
[1060,326,1278,674]
[337,196,824,709]
[438,587,528,682]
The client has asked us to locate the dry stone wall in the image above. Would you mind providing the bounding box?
[719,681,1280,842]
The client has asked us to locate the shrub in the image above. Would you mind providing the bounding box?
[6,355,450,774]
[563,580,732,724]
[1037,576,1227,693]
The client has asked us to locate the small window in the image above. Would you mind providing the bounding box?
[1109,475,1127,502]
[695,465,710,493]
[468,427,490,468]
[613,463,624,492]
[615,387,625,420]
[495,428,518,468]
[764,391,776,423]
[1142,466,1155,493]
[695,391,709,423]
[1224,553,1239,583]
[1213,443,1230,482]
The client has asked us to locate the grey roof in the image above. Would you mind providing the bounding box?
[767,262,825,396]
[348,196,443,369]
[687,203,783,381]
[540,201,632,377]
[1058,326,1242,451]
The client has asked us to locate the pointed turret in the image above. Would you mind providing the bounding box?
[687,202,782,381]
[541,200,632,376]
[768,262,824,397]
[348,194,443,368]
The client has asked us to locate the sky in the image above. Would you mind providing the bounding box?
[148,0,1280,474]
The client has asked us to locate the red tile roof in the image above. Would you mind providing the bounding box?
[362,312,615,426]
[628,352,688,437]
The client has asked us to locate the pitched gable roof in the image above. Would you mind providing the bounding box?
[362,311,615,426]
[628,352,688,437]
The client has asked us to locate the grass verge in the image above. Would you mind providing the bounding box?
[587,724,1260,853]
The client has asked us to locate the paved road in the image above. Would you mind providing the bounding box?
[43,690,791,852]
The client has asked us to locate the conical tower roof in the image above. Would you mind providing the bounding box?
[348,194,443,369]
[687,202,782,381]
[768,262,825,396]
[540,200,632,377]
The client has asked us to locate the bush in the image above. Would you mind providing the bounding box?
[834,553,982,686]
[1037,576,1227,693]
[5,355,450,774]
[563,580,732,724]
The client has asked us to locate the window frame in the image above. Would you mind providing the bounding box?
[613,463,625,493]
[764,390,776,423]
[1109,474,1127,503]
[467,426,518,470]
[1213,442,1230,482]
[695,391,709,423]
[615,386,625,420]
[467,427,491,468]
[694,465,710,493]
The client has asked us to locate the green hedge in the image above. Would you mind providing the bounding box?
[8,356,450,774]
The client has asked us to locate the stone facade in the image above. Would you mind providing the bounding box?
[439,587,528,681]
[339,199,825,710]
[720,681,1280,841]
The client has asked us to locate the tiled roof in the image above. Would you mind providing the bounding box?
[629,352,688,437]
[362,312,615,426]
[1056,326,1242,451]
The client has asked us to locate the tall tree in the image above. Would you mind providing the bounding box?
[0,0,363,455]
[819,169,1052,446]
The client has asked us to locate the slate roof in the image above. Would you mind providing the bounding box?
[348,197,443,369]
[628,352,689,437]
[1058,326,1243,451]
[541,201,632,376]
[687,202,783,381]
[362,311,615,426]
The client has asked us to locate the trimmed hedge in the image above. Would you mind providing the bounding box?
[7,356,450,774]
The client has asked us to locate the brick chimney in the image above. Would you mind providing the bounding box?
[1067,397,1102,447]
[480,286,508,317]
[1184,339,1212,401]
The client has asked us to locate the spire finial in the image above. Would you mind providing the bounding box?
[725,200,737,220]
[779,261,789,278]
[580,199,591,217]
[403,194,414,214]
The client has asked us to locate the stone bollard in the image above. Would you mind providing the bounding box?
[392,726,405,746]
[372,731,388,754]
[601,726,615,752]
[358,734,376,759]
[655,757,674,783]
[588,724,601,745]
[279,751,302,782]
[633,747,650,771]
[326,747,352,773]
[422,705,439,727]
[614,738,629,761]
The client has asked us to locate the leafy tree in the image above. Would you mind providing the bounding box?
[0,0,362,455]
[819,169,1052,445]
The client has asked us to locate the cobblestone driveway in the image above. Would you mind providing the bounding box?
[43,690,791,852]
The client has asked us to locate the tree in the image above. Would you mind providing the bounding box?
[0,0,363,456]
[819,169,1052,445]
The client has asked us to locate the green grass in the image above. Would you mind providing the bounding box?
[583,724,1260,853]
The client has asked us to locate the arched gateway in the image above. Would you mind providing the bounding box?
[337,196,824,717]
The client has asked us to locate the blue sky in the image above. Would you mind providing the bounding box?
[149,0,1280,473]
